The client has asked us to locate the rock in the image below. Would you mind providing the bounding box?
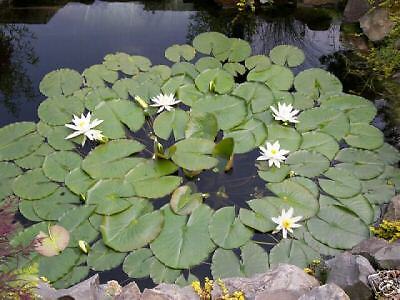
[383,195,400,221]
[360,8,394,41]
[343,0,370,23]
[211,264,319,299]
[299,284,350,300]
[115,282,141,300]
[326,252,376,300]
[351,237,389,266]
[37,274,103,300]
[141,284,197,300]
[299,0,338,7]
[254,289,303,300]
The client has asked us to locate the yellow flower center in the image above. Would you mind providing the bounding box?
[282,218,292,229]
[78,121,87,128]
[271,149,278,155]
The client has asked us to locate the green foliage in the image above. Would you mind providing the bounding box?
[2,32,399,288]
[370,219,400,242]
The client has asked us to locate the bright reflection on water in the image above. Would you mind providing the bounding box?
[0,0,344,289]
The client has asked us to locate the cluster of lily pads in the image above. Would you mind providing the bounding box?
[2,32,400,289]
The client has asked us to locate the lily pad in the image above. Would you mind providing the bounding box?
[344,123,384,150]
[83,64,119,88]
[362,178,395,205]
[245,55,271,72]
[65,168,97,196]
[13,169,58,200]
[269,45,305,67]
[286,150,330,178]
[192,32,230,57]
[0,162,22,199]
[185,112,218,140]
[232,82,274,113]
[336,194,374,225]
[294,68,342,98]
[300,131,339,160]
[266,124,301,152]
[0,122,43,161]
[170,185,203,215]
[211,242,269,279]
[84,87,119,111]
[247,65,294,91]
[319,167,361,198]
[269,239,319,268]
[150,259,181,284]
[39,248,81,282]
[165,44,196,62]
[150,205,215,269]
[87,241,126,271]
[103,53,151,75]
[375,143,400,165]
[123,248,155,278]
[257,163,290,183]
[223,62,246,76]
[176,84,204,106]
[39,69,83,97]
[195,68,235,94]
[101,200,163,252]
[171,62,199,79]
[153,109,189,141]
[82,139,145,179]
[43,151,82,182]
[15,143,54,170]
[38,96,85,126]
[195,57,223,72]
[209,207,253,249]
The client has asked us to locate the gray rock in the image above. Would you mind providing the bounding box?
[326,252,376,300]
[141,284,197,300]
[116,282,141,300]
[343,0,370,22]
[211,264,319,299]
[360,8,394,41]
[255,289,303,300]
[383,195,400,221]
[299,284,350,300]
[351,237,389,266]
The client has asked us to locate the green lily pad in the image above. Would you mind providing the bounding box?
[175,273,199,287]
[0,122,43,161]
[286,150,330,178]
[257,163,290,183]
[84,87,119,111]
[232,82,274,113]
[93,99,145,139]
[15,143,54,170]
[38,123,76,151]
[224,118,267,154]
[10,222,48,247]
[245,55,271,72]
[269,45,305,67]
[33,187,81,221]
[65,168,97,196]
[336,194,374,225]
[103,53,151,75]
[191,95,247,130]
[83,64,118,88]
[0,162,22,199]
[165,44,196,62]
[362,178,395,205]
[209,207,253,249]
[82,139,145,179]
[13,169,58,200]
[375,143,400,165]
[247,65,294,91]
[153,109,189,141]
[266,124,301,152]
[300,131,339,160]
[171,138,218,171]
[292,92,315,110]
[195,68,235,94]
[170,185,203,215]
[43,151,82,182]
[195,57,223,72]
[86,179,137,215]
[319,167,361,198]
[192,32,230,56]
[269,239,319,268]
[39,248,81,282]
[185,112,218,140]
[123,248,155,278]
[344,123,384,150]
[296,107,349,140]
[150,205,215,269]
[39,69,83,97]
[38,96,85,126]
[267,179,319,218]
[211,242,269,279]
[125,159,182,198]
[150,259,181,284]
[87,241,126,271]
[306,205,370,249]
[294,68,342,98]
[52,266,90,289]
[101,200,163,252]
[223,62,246,76]
[171,62,199,79]
[19,200,42,221]
[176,84,204,106]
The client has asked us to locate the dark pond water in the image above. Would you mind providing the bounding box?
[0,0,398,290]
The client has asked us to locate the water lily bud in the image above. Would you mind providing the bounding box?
[78,240,90,254]
[134,96,149,109]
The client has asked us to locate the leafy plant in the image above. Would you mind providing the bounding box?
[1,32,399,288]
[370,219,400,242]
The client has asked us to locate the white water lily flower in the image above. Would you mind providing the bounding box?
[65,112,104,146]
[256,141,289,168]
[270,102,300,124]
[271,208,302,239]
[150,93,181,113]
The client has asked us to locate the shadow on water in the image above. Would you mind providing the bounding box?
[0,0,391,290]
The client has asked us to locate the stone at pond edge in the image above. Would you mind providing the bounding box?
[383,194,400,221]
[114,282,141,300]
[359,8,394,42]
[141,284,197,300]
[343,0,370,23]
[326,252,376,300]
[298,283,350,300]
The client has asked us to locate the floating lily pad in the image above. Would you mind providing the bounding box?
[211,242,269,279]
[83,64,119,88]
[239,198,282,232]
[165,44,196,62]
[319,167,361,198]
[336,194,374,225]
[292,92,315,110]
[170,185,203,215]
[191,95,247,130]
[294,68,342,98]
[269,45,305,67]
[232,82,274,113]
[266,124,301,152]
[39,69,83,97]
[195,68,235,94]
[101,200,163,252]
[0,162,22,199]
[38,124,76,151]
[195,57,222,72]
[286,150,330,178]
[150,205,215,269]
[52,266,89,289]
[0,122,43,161]
[171,138,218,171]
[153,109,189,141]
[82,139,145,179]
[103,53,151,75]
[87,241,126,271]
[185,112,218,140]
[300,132,339,160]
[361,178,395,205]
[247,65,294,91]
[192,32,230,57]
[43,151,82,182]
[269,239,319,268]
[171,62,199,79]
[176,84,204,106]
[39,248,81,282]
[150,259,181,284]
[161,75,192,95]
[38,96,85,126]
[223,62,246,76]
[65,168,97,196]
[344,123,384,150]
[257,163,290,183]
[19,200,42,221]
[375,143,400,165]
[306,205,369,249]
[123,248,155,278]
[209,207,253,249]
[245,55,271,72]
[34,224,70,257]
[85,87,119,111]
[15,143,54,170]
[13,169,58,200]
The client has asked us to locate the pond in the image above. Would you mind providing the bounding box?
[1,0,399,292]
